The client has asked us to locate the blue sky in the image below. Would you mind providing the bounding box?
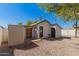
[0,3,75,28]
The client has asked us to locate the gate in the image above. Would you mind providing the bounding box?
[26,27,32,38]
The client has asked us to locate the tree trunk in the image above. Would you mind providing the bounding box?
[75,27,77,37]
[75,21,78,38]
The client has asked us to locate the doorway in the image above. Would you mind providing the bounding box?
[51,28,55,38]
[39,26,43,38]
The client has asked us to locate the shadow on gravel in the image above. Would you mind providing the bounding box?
[9,39,39,50]
[0,47,14,56]
[0,39,39,56]
[61,37,71,39]
[44,37,71,41]
[10,42,39,50]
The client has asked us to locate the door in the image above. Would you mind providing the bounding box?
[51,28,55,38]
[39,26,43,38]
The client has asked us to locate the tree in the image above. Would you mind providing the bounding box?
[26,20,32,26]
[18,22,22,25]
[38,3,79,37]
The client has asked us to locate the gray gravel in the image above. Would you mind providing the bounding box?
[13,38,79,56]
[1,38,79,56]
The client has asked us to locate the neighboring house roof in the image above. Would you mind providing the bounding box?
[0,26,4,28]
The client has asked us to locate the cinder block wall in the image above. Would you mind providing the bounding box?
[61,29,75,37]
[8,25,26,46]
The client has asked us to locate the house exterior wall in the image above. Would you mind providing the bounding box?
[55,26,61,38]
[51,26,61,38]
[32,26,38,38]
[32,22,51,38]
[8,25,26,46]
[38,22,51,38]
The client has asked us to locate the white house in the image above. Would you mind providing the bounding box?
[31,20,62,38]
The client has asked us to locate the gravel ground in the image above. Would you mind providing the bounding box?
[1,38,79,56]
[13,38,79,56]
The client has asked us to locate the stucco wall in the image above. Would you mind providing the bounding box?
[36,22,51,38]
[55,26,61,38]
[32,22,62,38]
[51,25,61,38]
[39,22,51,38]
[32,26,38,38]
[8,25,26,46]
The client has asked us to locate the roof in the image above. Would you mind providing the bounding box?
[8,25,33,28]
[30,20,51,26]
[8,20,62,29]
[0,26,4,28]
[51,24,62,29]
[30,20,62,29]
